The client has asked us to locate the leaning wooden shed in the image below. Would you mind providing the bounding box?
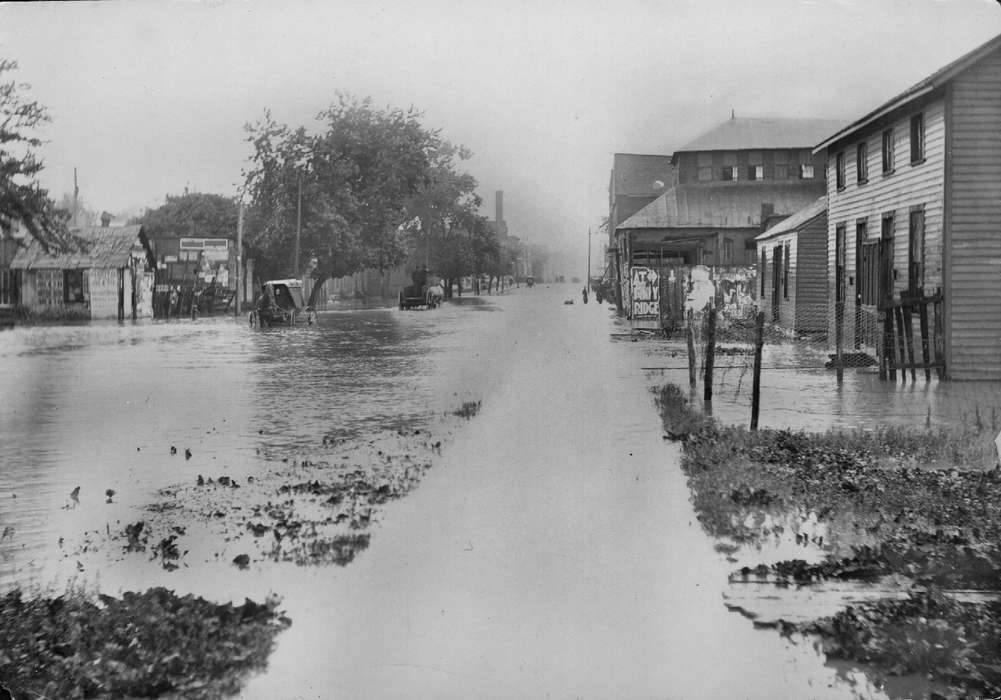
[10,224,156,320]
[755,196,828,337]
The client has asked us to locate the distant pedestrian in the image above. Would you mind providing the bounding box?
[582,287,589,304]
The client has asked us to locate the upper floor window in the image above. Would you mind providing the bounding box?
[856,142,868,184]
[910,113,925,163]
[697,152,713,181]
[722,165,739,181]
[881,128,894,174]
[748,165,764,180]
[835,151,846,189]
[799,163,814,179]
[774,150,788,179]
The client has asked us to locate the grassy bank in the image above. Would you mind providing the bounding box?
[656,382,1001,697]
[0,586,290,699]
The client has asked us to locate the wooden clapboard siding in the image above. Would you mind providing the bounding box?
[827,98,946,350]
[947,47,1001,380]
[758,233,793,332]
[794,212,828,335]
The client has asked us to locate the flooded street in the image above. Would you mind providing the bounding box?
[4,286,906,699]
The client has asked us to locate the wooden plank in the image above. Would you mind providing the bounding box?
[883,309,895,380]
[902,306,916,381]
[894,306,907,382]
[919,301,931,381]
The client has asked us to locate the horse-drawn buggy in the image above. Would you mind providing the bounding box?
[398,268,443,310]
[249,279,317,327]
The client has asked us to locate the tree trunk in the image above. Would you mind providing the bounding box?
[307,275,329,308]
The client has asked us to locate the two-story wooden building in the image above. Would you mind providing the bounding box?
[614,116,842,319]
[817,32,1001,380]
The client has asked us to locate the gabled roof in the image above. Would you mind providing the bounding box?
[675,117,848,154]
[616,183,824,231]
[816,32,1001,152]
[756,196,827,241]
[611,153,673,197]
[11,225,154,270]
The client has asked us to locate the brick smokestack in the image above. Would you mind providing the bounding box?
[495,191,504,223]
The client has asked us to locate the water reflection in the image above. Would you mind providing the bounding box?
[0,302,492,589]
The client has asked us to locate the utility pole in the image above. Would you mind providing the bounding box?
[235,198,244,317]
[294,174,302,278]
[587,227,592,288]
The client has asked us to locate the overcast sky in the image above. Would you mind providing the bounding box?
[2,0,1001,273]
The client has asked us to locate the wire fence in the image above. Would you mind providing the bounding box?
[636,296,1001,460]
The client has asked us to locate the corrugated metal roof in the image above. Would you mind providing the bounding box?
[11,225,151,270]
[616,183,825,230]
[612,153,674,197]
[817,32,1001,151]
[676,117,848,153]
[756,196,828,241]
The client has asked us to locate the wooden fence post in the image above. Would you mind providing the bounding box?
[751,310,765,430]
[687,309,696,387]
[919,300,931,381]
[835,299,844,384]
[703,303,716,404]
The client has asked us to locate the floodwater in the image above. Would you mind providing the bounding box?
[0,285,942,699]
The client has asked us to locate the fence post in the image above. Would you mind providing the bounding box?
[687,309,696,387]
[751,310,764,430]
[703,303,716,404]
[835,299,844,384]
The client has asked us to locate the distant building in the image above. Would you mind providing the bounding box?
[607,154,673,311]
[817,32,1001,380]
[613,116,843,319]
[10,224,156,320]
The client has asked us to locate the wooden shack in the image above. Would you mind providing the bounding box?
[755,196,828,337]
[10,224,156,320]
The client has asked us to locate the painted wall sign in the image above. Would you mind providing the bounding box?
[630,266,660,318]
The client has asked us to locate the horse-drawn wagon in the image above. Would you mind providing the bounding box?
[398,268,443,310]
[249,279,317,327]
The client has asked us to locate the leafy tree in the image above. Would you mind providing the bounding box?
[0,58,68,250]
[243,95,448,303]
[133,192,238,239]
[400,143,491,296]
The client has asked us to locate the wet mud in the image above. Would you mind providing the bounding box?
[658,381,1001,698]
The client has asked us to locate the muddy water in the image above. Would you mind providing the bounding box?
[646,338,1001,435]
[1,289,892,699]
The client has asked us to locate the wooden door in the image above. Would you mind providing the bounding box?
[771,244,782,322]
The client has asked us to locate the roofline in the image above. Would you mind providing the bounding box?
[613,152,673,158]
[815,32,1001,153]
[755,211,825,241]
[814,86,935,153]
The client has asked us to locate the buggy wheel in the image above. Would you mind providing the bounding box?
[249,310,259,328]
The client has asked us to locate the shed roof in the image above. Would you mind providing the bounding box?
[816,32,1001,152]
[675,117,848,154]
[10,225,153,270]
[616,183,824,231]
[756,197,828,242]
